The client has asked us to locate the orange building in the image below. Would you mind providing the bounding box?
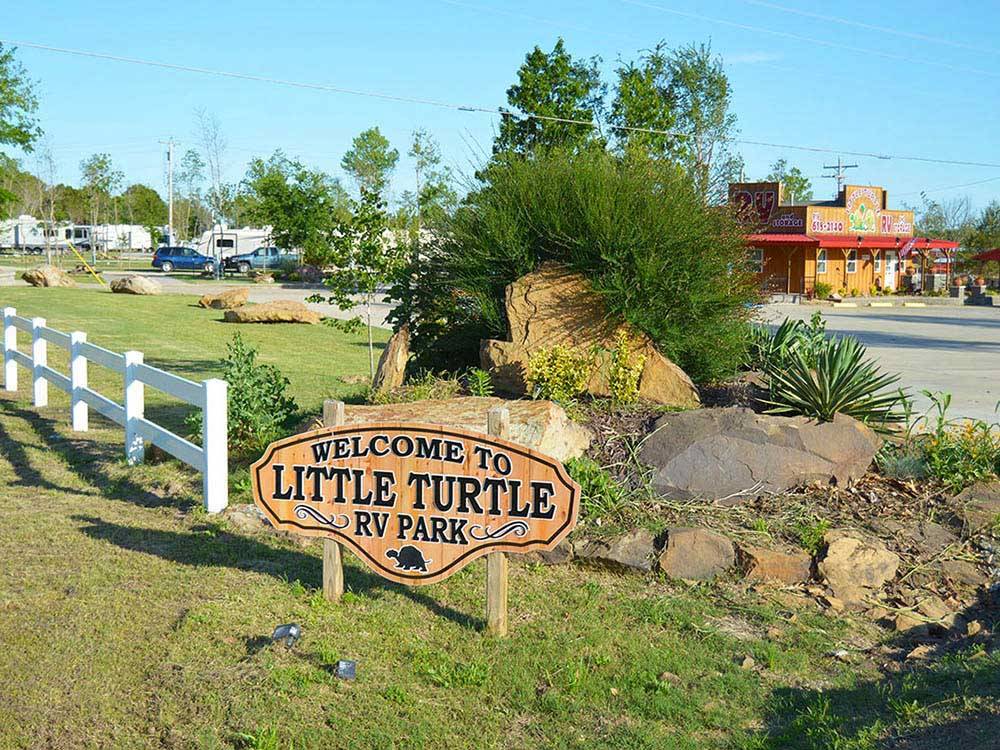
[730,181,958,296]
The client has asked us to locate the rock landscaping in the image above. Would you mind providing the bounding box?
[198,287,250,309]
[21,265,76,288]
[109,274,161,295]
[223,300,322,324]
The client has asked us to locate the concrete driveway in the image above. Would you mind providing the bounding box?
[759,304,1000,424]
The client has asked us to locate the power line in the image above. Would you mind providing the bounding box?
[6,37,1000,170]
[896,174,1000,198]
[618,0,1000,79]
[741,0,999,57]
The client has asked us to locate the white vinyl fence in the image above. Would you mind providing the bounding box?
[1,306,228,512]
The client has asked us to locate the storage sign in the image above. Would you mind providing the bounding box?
[251,424,580,585]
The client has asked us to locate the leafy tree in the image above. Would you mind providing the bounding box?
[0,43,42,210]
[80,153,123,230]
[243,150,349,264]
[609,42,679,160]
[968,200,1000,251]
[766,159,813,203]
[910,195,972,244]
[340,127,399,197]
[0,153,44,218]
[312,189,407,381]
[51,183,88,222]
[176,149,206,240]
[119,183,167,226]
[666,42,742,202]
[401,129,456,230]
[494,38,605,156]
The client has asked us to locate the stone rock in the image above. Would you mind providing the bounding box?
[479,263,699,407]
[640,408,880,503]
[817,530,899,606]
[198,287,250,309]
[338,396,591,462]
[947,480,1000,533]
[222,503,268,534]
[522,539,574,566]
[293,264,324,283]
[916,595,956,630]
[574,528,658,572]
[372,324,410,393]
[21,265,76,288]
[739,545,812,584]
[939,559,987,588]
[249,270,274,284]
[223,300,322,324]
[110,274,161,295]
[657,528,735,581]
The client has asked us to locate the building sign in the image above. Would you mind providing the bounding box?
[730,181,781,225]
[251,424,580,586]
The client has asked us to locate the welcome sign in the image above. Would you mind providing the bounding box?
[250,423,580,585]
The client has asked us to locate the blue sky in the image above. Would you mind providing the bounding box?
[4,0,999,211]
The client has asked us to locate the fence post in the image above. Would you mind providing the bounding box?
[2,307,16,392]
[70,331,88,431]
[123,351,144,465]
[202,378,228,513]
[31,317,47,407]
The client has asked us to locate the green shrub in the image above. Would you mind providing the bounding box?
[914,392,1000,491]
[566,456,632,521]
[764,335,906,431]
[389,148,758,383]
[187,333,297,458]
[607,332,645,405]
[813,281,833,299]
[526,344,592,403]
[464,367,494,397]
[745,311,826,372]
[368,371,462,405]
[794,517,831,555]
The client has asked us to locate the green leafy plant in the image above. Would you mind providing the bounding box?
[566,456,633,521]
[916,392,1000,491]
[368,370,462,405]
[606,331,645,405]
[186,333,297,458]
[764,336,906,430]
[464,367,494,397]
[745,311,826,372]
[794,517,831,555]
[813,281,833,299]
[526,344,593,403]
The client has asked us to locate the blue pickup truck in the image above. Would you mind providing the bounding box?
[223,246,298,275]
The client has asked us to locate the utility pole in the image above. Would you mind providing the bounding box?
[159,138,175,245]
[822,157,859,196]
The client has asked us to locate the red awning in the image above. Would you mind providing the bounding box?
[746,233,816,245]
[816,235,907,249]
[911,237,960,250]
[971,248,1000,262]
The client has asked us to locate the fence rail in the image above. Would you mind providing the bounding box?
[1,306,228,512]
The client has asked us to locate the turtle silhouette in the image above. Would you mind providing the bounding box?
[386,546,431,572]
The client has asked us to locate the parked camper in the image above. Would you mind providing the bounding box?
[0,215,47,253]
[196,225,273,260]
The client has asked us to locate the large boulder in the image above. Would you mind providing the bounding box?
[22,265,75,288]
[372,324,410,393]
[657,528,735,581]
[223,300,322,324]
[574,528,658,572]
[480,263,699,407]
[199,287,250,309]
[337,396,591,462]
[738,545,812,584]
[110,274,161,295]
[639,408,880,503]
[817,529,899,607]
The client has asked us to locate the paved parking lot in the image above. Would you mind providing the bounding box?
[761,303,1000,424]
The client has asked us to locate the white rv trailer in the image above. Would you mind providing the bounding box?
[196,225,273,259]
[0,215,47,253]
[1,217,158,254]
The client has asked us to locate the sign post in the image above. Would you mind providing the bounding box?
[251,411,580,632]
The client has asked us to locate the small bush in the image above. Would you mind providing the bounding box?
[813,281,833,299]
[464,367,494,397]
[745,311,826,372]
[794,517,831,555]
[368,371,462,405]
[607,332,645,405]
[526,344,592,403]
[850,287,859,297]
[187,333,297,458]
[566,456,633,521]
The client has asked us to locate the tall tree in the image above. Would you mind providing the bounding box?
[175,149,206,240]
[609,42,679,160]
[968,200,1000,251]
[494,38,605,156]
[910,195,972,244]
[119,184,167,226]
[766,159,813,203]
[666,42,742,202]
[243,150,349,265]
[196,108,232,226]
[0,44,42,212]
[405,129,456,229]
[80,153,122,225]
[341,127,399,197]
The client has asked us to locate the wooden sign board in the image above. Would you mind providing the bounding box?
[250,423,580,586]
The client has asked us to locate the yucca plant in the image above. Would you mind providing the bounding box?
[763,336,906,431]
[745,317,805,371]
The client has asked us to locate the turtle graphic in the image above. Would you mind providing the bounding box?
[386,545,431,572]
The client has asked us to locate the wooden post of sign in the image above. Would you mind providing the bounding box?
[322,399,346,602]
[486,406,510,637]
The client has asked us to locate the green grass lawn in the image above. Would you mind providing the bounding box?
[0,287,997,749]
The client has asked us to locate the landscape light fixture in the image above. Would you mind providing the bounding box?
[336,660,357,680]
[271,623,301,648]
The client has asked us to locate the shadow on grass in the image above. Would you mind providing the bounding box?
[72,514,486,631]
[0,400,198,510]
[755,587,1000,749]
